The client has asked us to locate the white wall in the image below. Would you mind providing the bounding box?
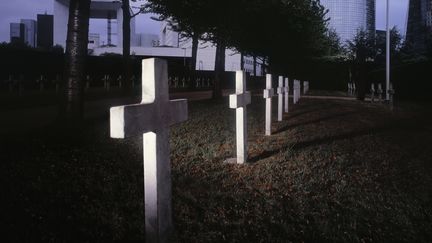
[53,0,68,47]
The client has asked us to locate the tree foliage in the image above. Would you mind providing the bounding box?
[144,0,330,71]
[345,29,376,63]
[324,28,343,56]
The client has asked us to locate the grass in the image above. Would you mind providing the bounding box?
[1,96,431,242]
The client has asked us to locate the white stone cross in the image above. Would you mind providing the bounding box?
[303,81,309,94]
[293,80,299,104]
[110,58,188,243]
[388,82,395,108]
[277,76,284,121]
[297,80,301,102]
[37,75,45,91]
[284,77,289,113]
[229,71,251,164]
[378,83,383,102]
[263,74,274,136]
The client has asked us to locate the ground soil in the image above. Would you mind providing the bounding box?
[1,94,431,242]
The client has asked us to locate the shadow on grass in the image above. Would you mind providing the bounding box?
[250,123,408,164]
[275,111,356,135]
[283,103,334,120]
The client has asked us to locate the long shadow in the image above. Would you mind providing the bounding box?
[285,104,335,120]
[275,111,356,134]
[249,123,413,163]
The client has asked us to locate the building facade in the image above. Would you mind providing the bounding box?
[406,0,432,54]
[321,0,376,43]
[10,23,25,44]
[37,14,53,48]
[160,21,264,75]
[20,19,37,47]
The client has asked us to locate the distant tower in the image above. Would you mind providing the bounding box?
[10,23,25,44]
[20,19,37,47]
[37,14,54,48]
[406,0,432,54]
[320,0,376,42]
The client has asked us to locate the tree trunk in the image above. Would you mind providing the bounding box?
[240,52,244,71]
[190,32,199,71]
[60,0,91,123]
[253,55,257,76]
[122,0,132,88]
[213,41,225,99]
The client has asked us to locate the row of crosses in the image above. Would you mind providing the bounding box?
[109,58,309,242]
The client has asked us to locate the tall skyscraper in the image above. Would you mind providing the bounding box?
[37,14,54,48]
[10,23,25,44]
[406,0,432,54]
[21,19,37,48]
[320,0,376,43]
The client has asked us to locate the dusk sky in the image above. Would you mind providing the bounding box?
[0,0,410,44]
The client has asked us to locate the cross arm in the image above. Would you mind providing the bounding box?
[110,103,156,139]
[229,92,251,109]
[263,89,274,99]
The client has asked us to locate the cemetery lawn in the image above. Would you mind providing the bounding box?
[1,96,432,242]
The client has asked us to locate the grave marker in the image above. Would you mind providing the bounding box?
[181,77,186,88]
[297,80,301,102]
[370,83,375,103]
[293,80,299,105]
[388,82,395,109]
[37,75,45,91]
[117,75,122,88]
[228,71,251,164]
[110,58,188,243]
[277,76,284,121]
[103,75,111,91]
[284,77,289,113]
[85,75,90,91]
[378,83,383,102]
[263,74,274,136]
[303,81,309,94]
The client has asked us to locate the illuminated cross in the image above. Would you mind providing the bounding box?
[263,74,274,136]
[228,71,251,164]
[110,58,188,243]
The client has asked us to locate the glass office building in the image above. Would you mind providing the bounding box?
[406,0,432,54]
[321,0,376,43]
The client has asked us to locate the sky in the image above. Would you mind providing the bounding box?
[0,0,410,44]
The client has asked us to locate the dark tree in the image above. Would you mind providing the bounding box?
[144,0,330,96]
[346,29,376,100]
[346,29,376,63]
[61,0,91,122]
[375,27,403,64]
